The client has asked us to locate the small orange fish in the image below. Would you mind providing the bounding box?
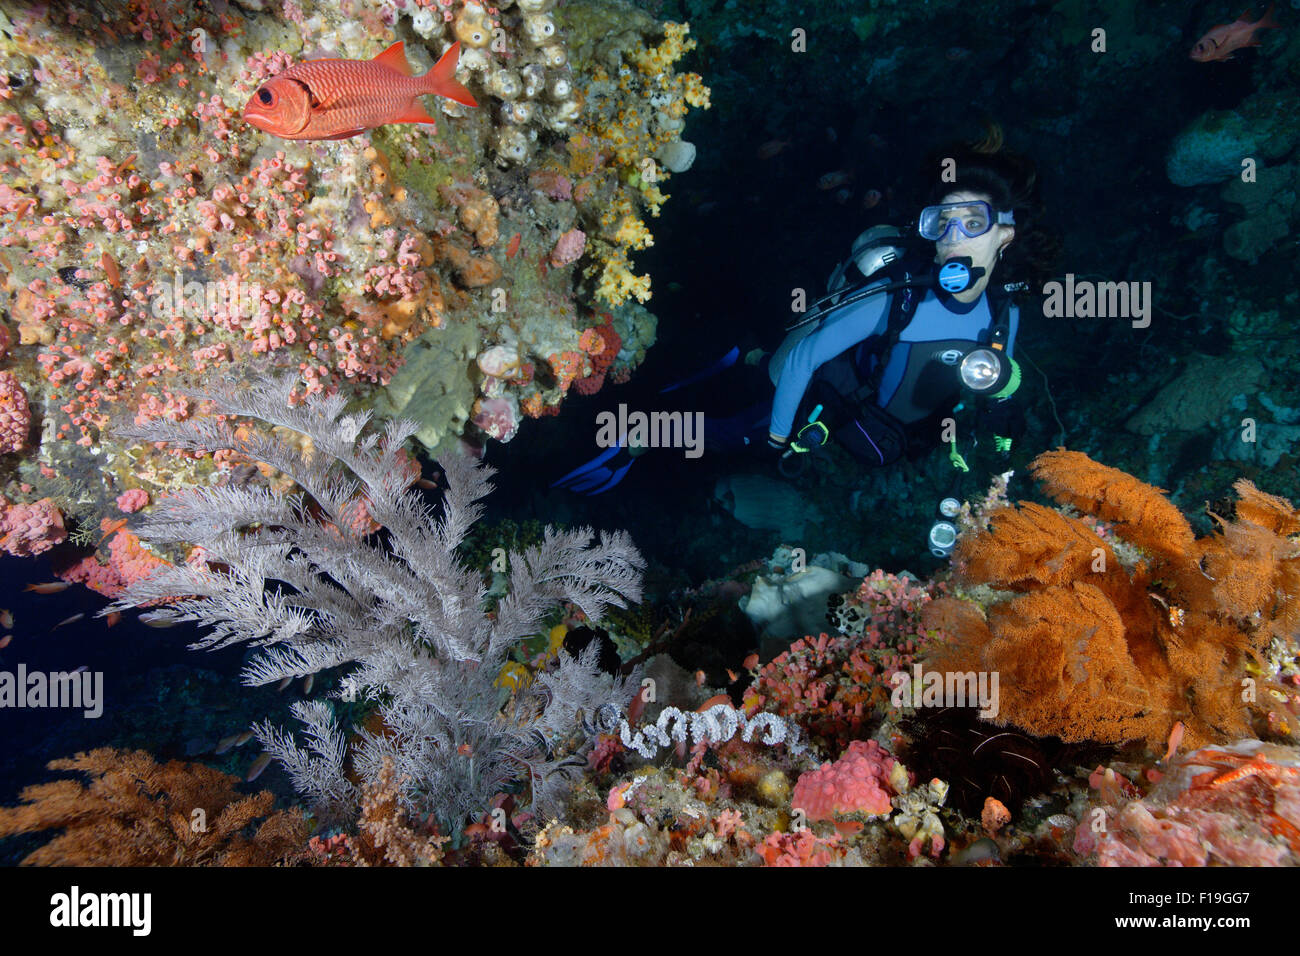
[100,251,120,289]
[53,613,84,631]
[817,169,854,190]
[24,582,71,594]
[1191,4,1281,61]
[505,232,522,259]
[0,634,10,649]
[243,40,478,141]
[105,611,121,628]
[98,517,128,546]
[0,608,12,629]
[1162,720,1185,764]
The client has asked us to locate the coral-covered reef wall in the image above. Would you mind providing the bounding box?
[0,0,707,547]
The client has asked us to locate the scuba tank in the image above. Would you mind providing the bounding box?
[825,225,910,301]
[790,225,919,334]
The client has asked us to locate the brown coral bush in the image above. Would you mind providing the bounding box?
[0,748,311,866]
[923,450,1300,749]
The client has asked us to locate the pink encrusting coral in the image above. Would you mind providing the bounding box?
[756,829,846,867]
[115,489,150,513]
[743,571,942,751]
[1074,741,1300,866]
[0,496,66,556]
[0,370,30,453]
[56,520,168,598]
[792,739,898,828]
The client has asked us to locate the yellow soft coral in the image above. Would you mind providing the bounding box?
[613,214,653,250]
[682,73,711,109]
[568,21,709,306]
[633,22,693,76]
[594,255,652,305]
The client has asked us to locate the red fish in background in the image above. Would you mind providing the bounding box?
[1190,4,1282,61]
[243,40,478,140]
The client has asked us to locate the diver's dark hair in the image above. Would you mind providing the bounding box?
[920,129,1059,290]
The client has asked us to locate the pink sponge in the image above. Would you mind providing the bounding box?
[793,739,897,824]
[549,228,586,267]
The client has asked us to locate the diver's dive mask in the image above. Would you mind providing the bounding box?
[918,200,1014,242]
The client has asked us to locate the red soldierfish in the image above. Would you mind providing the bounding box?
[242,40,478,140]
[1190,4,1281,61]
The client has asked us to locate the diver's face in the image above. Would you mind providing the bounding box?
[932,190,1014,273]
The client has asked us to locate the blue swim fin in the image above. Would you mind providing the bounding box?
[552,441,636,494]
[659,346,740,394]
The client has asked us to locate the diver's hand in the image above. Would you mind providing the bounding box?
[749,434,789,465]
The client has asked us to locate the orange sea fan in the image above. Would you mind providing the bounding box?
[958,501,1118,590]
[0,749,310,866]
[1030,449,1196,561]
[924,450,1300,750]
[1234,479,1300,537]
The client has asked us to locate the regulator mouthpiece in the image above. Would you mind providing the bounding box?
[937,256,985,293]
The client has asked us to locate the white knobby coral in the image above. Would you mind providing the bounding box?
[618,704,803,759]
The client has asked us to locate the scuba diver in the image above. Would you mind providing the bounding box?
[761,165,1028,472]
[556,146,1040,544]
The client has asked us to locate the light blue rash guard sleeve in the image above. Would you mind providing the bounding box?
[768,290,891,440]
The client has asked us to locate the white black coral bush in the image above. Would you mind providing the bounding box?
[108,375,644,830]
